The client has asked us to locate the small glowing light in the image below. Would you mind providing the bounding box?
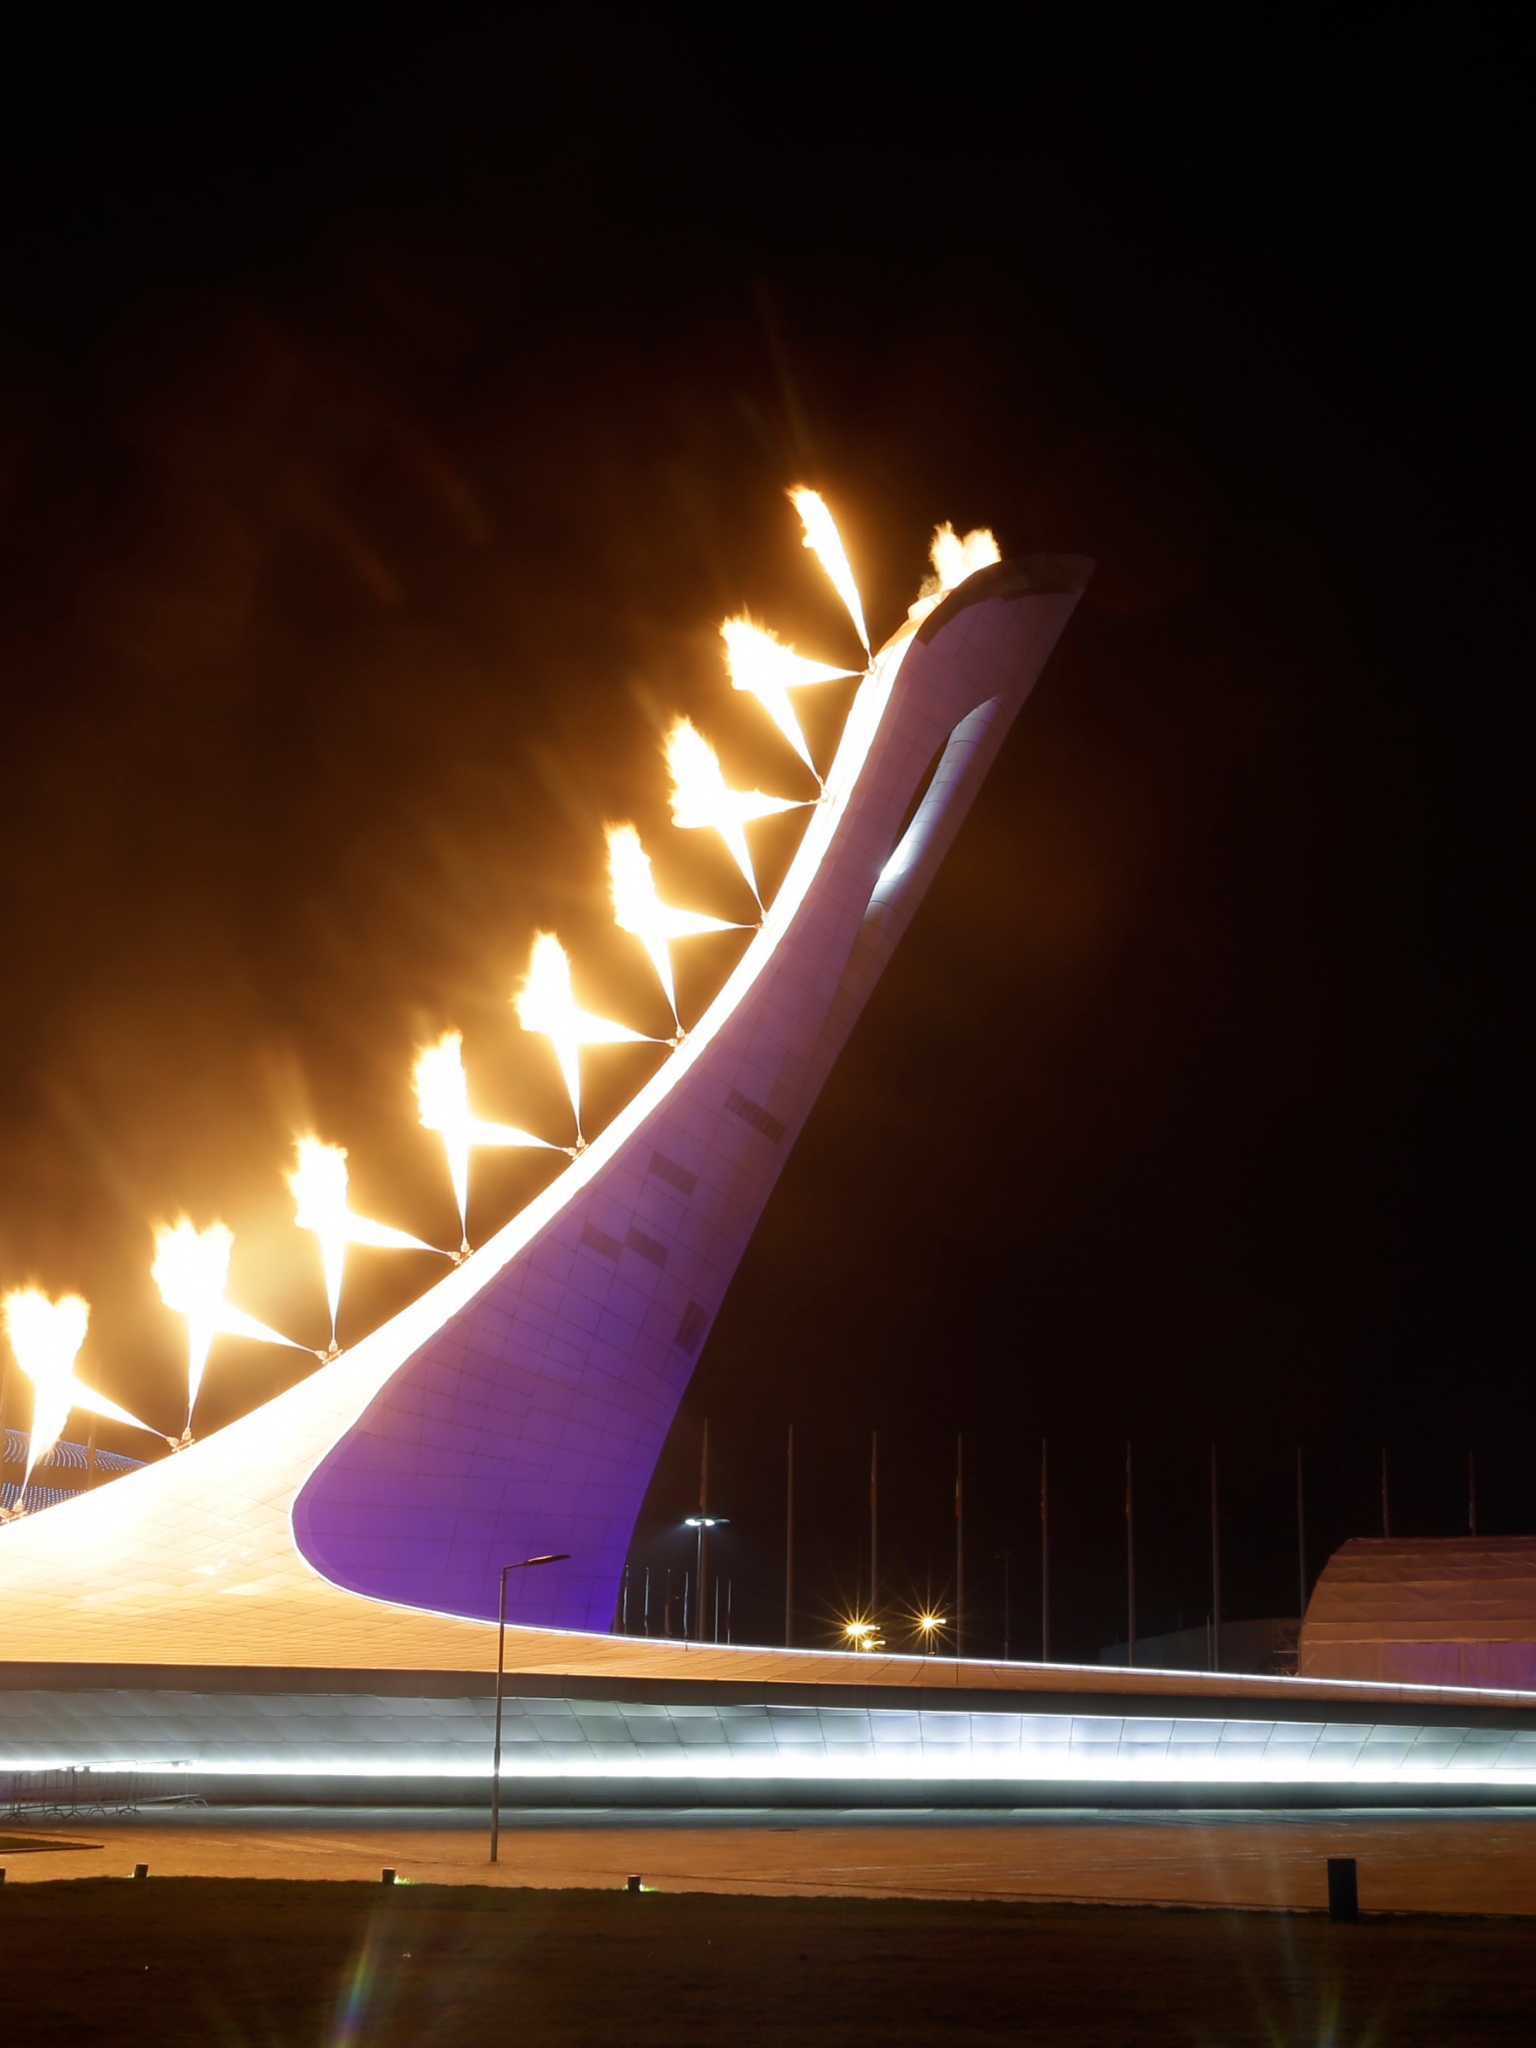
[916,1612,947,1637]
[152,1220,308,1434]
[788,486,869,653]
[414,1031,555,1252]
[664,718,802,909]
[841,1617,883,1651]
[513,932,652,1146]
[2,1287,160,1499]
[718,615,855,780]
[606,823,738,1033]
[288,1138,447,1351]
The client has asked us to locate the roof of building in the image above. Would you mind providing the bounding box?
[1304,1538,1536,1648]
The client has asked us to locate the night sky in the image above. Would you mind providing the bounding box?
[0,9,1527,1661]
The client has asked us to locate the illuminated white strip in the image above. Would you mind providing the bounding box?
[6,1752,1536,1787]
[7,1692,1536,1787]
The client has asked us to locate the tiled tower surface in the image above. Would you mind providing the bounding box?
[289,558,1090,1631]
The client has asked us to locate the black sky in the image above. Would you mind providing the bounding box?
[0,6,1529,1660]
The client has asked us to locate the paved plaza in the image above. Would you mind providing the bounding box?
[8,1803,1536,1915]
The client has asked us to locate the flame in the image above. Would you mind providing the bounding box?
[908,523,1003,624]
[2,1287,159,1497]
[930,522,1000,592]
[513,933,651,1143]
[788,486,869,653]
[288,1137,446,1349]
[414,1031,555,1250]
[606,824,738,1029]
[719,616,855,779]
[664,718,802,908]
[151,1219,307,1431]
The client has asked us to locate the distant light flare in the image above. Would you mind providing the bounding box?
[789,487,869,652]
[513,933,652,1145]
[151,1219,309,1433]
[288,1138,447,1351]
[718,615,855,780]
[414,1031,556,1252]
[2,1287,160,1497]
[606,824,738,1031]
[664,718,802,909]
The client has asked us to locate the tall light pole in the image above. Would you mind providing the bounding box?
[869,1429,879,1620]
[685,1515,727,1639]
[1125,1441,1136,1669]
[954,1433,965,1660]
[1040,1437,1050,1663]
[490,1552,570,1864]
[785,1423,795,1647]
[1210,1444,1222,1673]
[694,1417,711,1641]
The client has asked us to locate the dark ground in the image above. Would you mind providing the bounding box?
[2,1879,1533,2044]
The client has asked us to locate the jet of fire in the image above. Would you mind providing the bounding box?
[908,523,1003,624]
[2,1286,161,1501]
[414,1030,557,1251]
[513,932,652,1145]
[152,1219,310,1434]
[606,823,739,1032]
[664,717,802,910]
[719,615,855,780]
[789,486,869,654]
[288,1137,448,1351]
[929,522,1000,592]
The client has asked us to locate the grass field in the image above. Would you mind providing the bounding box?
[1,1878,1532,2044]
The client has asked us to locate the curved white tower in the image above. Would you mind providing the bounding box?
[0,553,1091,1665]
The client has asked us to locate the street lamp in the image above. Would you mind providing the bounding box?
[489,1552,570,1865]
[683,1515,727,1642]
[915,1611,947,1649]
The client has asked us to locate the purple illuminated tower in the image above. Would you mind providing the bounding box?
[290,557,1090,1632]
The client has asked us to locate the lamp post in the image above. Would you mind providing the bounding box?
[684,1515,727,1640]
[1040,1437,1050,1663]
[489,1552,570,1865]
[785,1422,794,1648]
[1125,1441,1135,1669]
[954,1433,964,1659]
[1210,1445,1222,1673]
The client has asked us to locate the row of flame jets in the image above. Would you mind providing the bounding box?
[0,495,999,1513]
